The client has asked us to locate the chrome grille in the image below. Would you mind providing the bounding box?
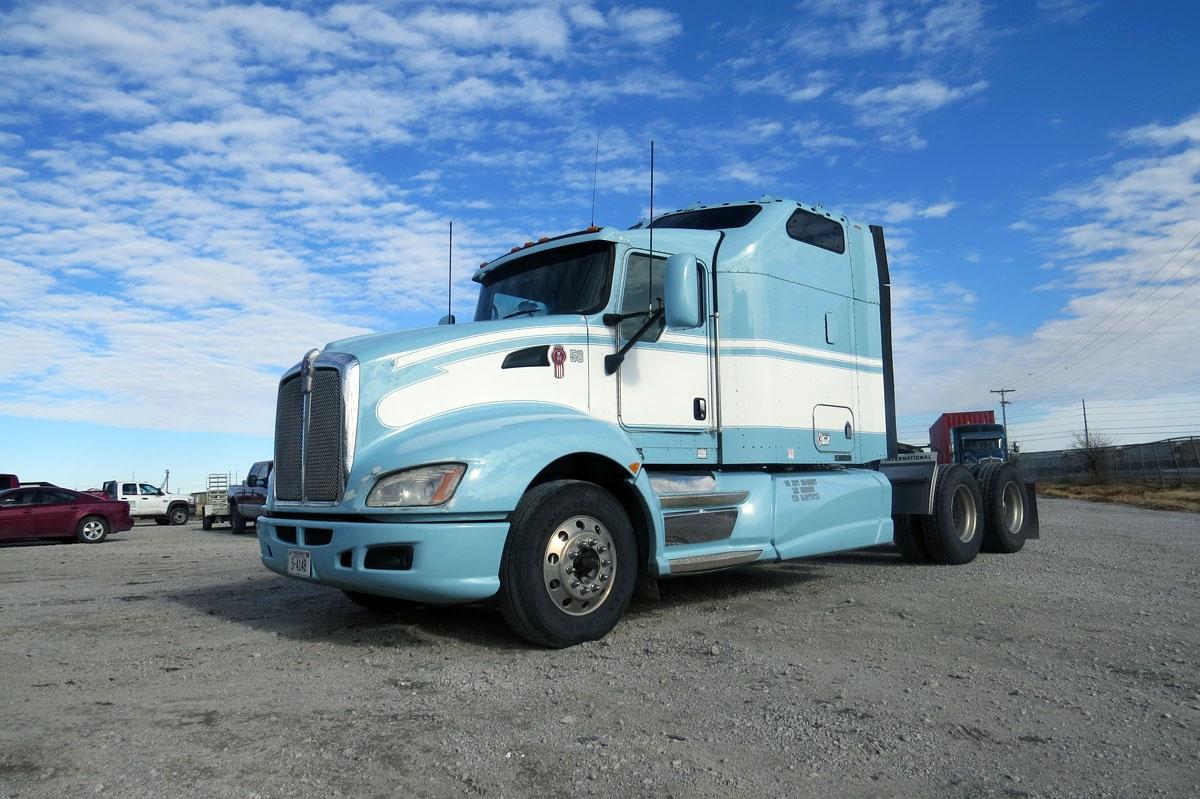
[304,369,345,502]
[274,375,304,501]
[273,359,352,504]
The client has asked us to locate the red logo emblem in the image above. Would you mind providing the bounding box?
[551,345,566,379]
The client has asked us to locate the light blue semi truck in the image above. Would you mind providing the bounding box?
[258,198,1038,647]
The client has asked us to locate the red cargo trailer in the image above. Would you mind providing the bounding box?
[929,411,996,465]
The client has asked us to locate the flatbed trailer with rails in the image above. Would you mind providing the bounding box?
[257,196,1039,647]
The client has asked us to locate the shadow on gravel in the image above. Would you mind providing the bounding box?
[812,545,910,567]
[635,560,833,615]
[165,574,528,650]
[165,551,870,649]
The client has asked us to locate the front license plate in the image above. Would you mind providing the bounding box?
[287,549,311,578]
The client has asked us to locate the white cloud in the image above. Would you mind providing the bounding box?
[890,108,1200,445]
[1036,0,1100,23]
[790,0,989,58]
[850,78,987,121]
[606,6,683,46]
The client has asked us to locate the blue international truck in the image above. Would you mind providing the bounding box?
[258,197,1038,647]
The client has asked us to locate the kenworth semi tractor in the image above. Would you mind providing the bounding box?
[258,197,1038,647]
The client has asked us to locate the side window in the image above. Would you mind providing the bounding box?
[786,208,845,254]
[140,484,160,495]
[619,253,666,343]
[41,490,75,505]
[259,463,272,483]
[1,490,36,506]
[122,483,137,496]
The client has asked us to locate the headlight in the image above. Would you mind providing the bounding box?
[366,463,466,507]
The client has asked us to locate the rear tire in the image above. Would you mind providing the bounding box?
[892,514,934,563]
[75,516,109,544]
[342,591,420,612]
[919,465,983,565]
[975,462,1028,553]
[202,516,214,531]
[230,504,246,534]
[499,480,637,648]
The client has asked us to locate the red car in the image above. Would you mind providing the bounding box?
[0,486,134,544]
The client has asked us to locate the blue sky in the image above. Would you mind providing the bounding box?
[1,0,1198,491]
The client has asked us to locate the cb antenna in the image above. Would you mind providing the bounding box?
[648,139,655,308]
[445,220,455,325]
[590,131,600,228]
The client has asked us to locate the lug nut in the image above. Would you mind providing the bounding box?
[599,573,608,581]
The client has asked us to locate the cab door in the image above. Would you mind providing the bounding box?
[140,484,168,516]
[0,489,38,540]
[119,483,142,515]
[616,250,716,462]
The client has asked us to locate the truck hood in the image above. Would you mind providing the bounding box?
[323,315,589,366]
[324,315,594,438]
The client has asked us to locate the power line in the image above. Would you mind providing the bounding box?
[1009,230,1200,389]
[1019,246,1200,387]
[1067,260,1200,377]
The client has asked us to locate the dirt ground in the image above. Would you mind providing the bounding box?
[1037,482,1200,513]
[1,498,1198,799]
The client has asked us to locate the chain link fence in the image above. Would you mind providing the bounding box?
[1016,437,1200,487]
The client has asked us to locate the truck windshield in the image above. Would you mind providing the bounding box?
[474,241,614,321]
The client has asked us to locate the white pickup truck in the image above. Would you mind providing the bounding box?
[100,481,192,525]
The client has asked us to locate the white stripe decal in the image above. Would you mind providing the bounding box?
[715,336,883,368]
[390,324,590,370]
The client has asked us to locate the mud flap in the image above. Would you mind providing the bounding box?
[1024,482,1041,540]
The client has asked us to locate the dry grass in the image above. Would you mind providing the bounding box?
[1037,482,1200,513]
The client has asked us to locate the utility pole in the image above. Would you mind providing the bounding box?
[1081,398,1090,448]
[991,388,1015,457]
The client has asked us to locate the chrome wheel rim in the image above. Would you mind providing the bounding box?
[951,485,977,543]
[1001,480,1024,534]
[542,515,616,616]
[82,520,105,541]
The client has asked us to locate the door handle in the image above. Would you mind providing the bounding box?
[693,397,707,421]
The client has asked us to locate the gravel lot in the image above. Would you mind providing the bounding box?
[2,498,1198,798]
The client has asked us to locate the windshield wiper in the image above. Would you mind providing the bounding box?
[502,308,543,319]
[603,303,663,375]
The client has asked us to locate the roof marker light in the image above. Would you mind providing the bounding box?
[510,246,521,253]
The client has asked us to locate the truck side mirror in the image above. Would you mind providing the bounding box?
[663,253,701,329]
[247,475,258,488]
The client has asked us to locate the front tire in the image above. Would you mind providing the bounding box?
[168,505,189,525]
[76,516,110,544]
[230,504,246,534]
[202,516,214,531]
[499,480,637,648]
